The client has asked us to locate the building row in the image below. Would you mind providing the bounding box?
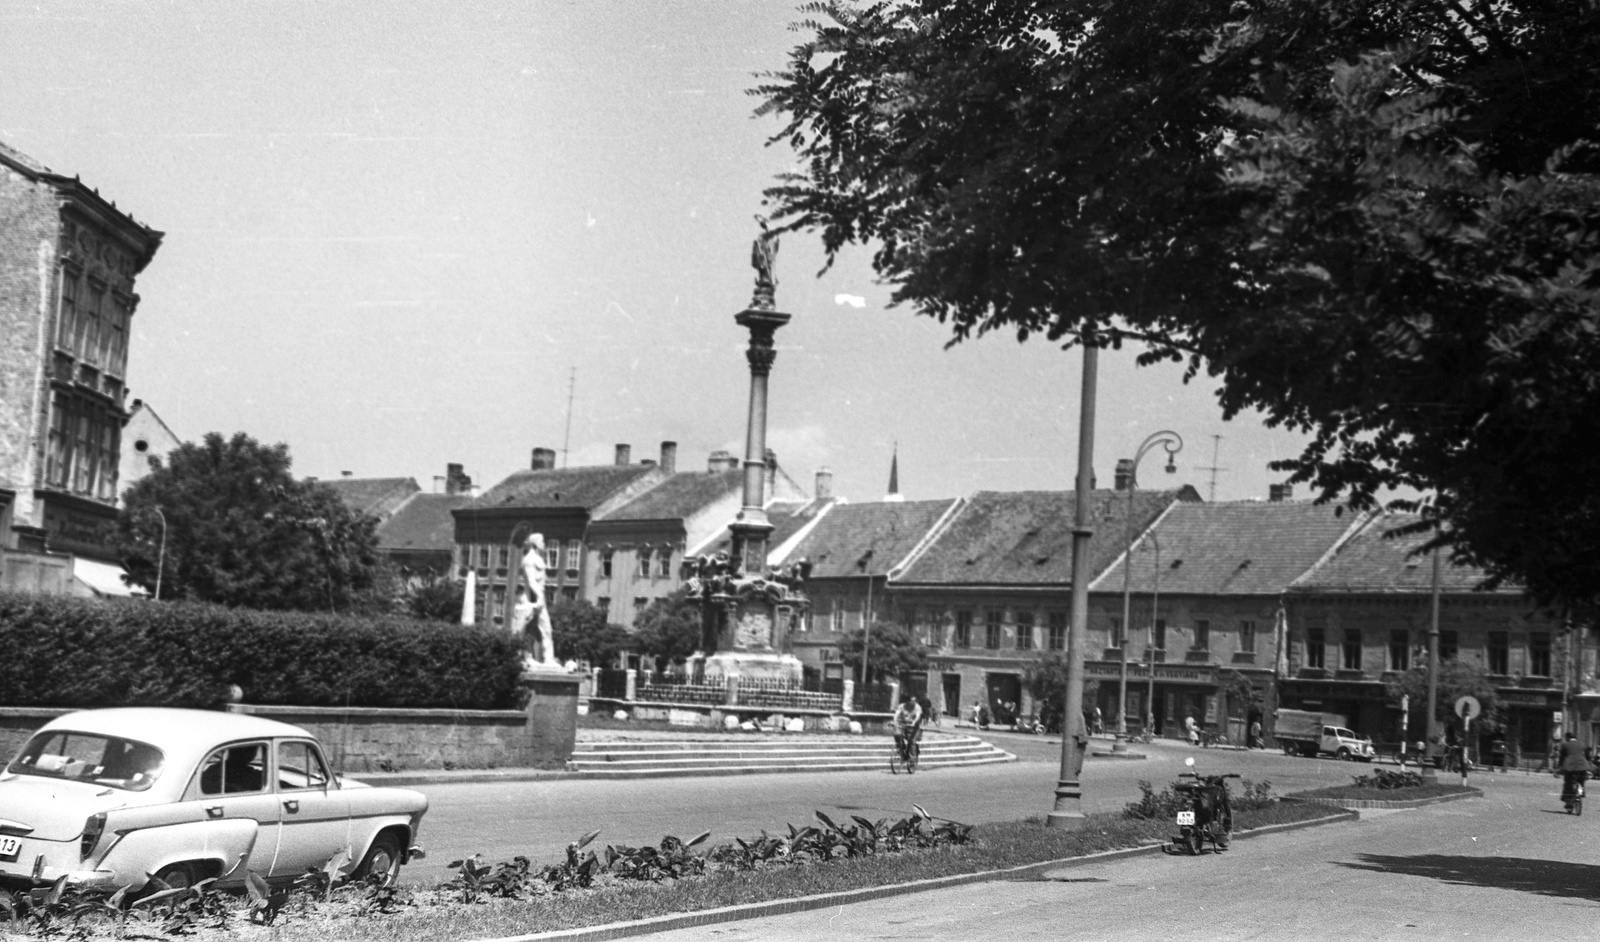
[333,446,1585,760]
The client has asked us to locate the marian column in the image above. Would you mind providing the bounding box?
[687,220,808,682]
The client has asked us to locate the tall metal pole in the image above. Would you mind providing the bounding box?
[151,507,167,602]
[1146,531,1160,735]
[1116,431,1181,738]
[1048,342,1096,829]
[1423,545,1442,780]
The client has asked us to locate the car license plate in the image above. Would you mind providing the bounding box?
[1175,811,1195,826]
[0,836,20,861]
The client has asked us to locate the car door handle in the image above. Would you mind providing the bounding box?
[283,800,299,813]
[205,806,224,819]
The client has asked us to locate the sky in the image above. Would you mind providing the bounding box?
[1,0,1313,505]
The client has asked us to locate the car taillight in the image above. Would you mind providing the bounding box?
[81,812,106,860]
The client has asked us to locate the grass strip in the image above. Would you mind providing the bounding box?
[251,802,1341,942]
[1287,783,1476,801]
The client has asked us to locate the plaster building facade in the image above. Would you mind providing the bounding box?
[778,497,963,690]
[1,141,162,596]
[115,399,180,502]
[889,487,1200,722]
[453,444,667,628]
[1086,498,1366,740]
[586,446,809,631]
[1283,512,1573,758]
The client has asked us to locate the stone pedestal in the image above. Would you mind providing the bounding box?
[520,666,581,767]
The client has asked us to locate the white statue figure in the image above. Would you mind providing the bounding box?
[515,532,561,668]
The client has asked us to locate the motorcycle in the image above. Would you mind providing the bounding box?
[1171,757,1239,855]
[1560,772,1587,815]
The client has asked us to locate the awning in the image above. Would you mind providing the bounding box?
[73,557,144,597]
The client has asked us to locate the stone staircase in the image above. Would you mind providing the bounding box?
[568,733,1016,778]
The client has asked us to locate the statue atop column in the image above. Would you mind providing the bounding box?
[750,215,780,311]
[513,532,561,669]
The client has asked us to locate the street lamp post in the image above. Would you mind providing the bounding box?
[1048,341,1098,830]
[149,507,167,601]
[1145,529,1161,736]
[1116,432,1181,738]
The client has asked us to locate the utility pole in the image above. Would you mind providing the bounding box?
[561,368,576,469]
[1199,434,1226,502]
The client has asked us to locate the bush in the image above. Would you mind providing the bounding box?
[0,592,524,710]
[1123,778,1276,819]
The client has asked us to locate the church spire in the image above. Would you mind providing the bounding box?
[885,442,904,502]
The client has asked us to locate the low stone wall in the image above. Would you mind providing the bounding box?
[0,670,582,774]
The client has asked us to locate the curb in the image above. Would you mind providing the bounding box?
[1282,787,1482,810]
[473,808,1357,942]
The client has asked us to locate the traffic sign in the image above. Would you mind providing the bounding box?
[1455,695,1481,721]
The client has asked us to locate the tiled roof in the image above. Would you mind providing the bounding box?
[598,470,742,521]
[470,465,657,510]
[1092,500,1363,596]
[1291,513,1504,593]
[785,499,961,578]
[895,489,1188,586]
[317,477,420,518]
[378,493,475,551]
[698,498,835,559]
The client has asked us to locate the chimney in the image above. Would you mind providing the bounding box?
[708,449,734,473]
[433,475,446,494]
[1114,458,1134,491]
[530,448,556,471]
[660,441,678,474]
[1269,483,1293,502]
[341,470,353,478]
[615,443,631,466]
[815,467,833,500]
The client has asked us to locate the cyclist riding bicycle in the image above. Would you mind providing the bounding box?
[893,695,924,762]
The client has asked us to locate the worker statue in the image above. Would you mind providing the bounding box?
[513,533,561,668]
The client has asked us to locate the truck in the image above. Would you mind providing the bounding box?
[1273,709,1375,761]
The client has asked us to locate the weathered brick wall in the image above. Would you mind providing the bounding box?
[0,162,59,496]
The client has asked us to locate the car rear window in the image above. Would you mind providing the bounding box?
[6,730,166,792]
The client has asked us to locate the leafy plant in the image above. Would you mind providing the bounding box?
[293,847,353,903]
[603,832,710,883]
[539,830,604,891]
[1350,768,1424,790]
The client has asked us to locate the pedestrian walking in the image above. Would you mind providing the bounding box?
[1185,714,1200,746]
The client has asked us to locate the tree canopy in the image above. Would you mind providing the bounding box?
[115,432,384,612]
[836,621,928,684]
[632,588,705,665]
[547,598,632,668]
[757,0,1600,610]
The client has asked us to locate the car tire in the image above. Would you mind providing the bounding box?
[152,862,198,891]
[354,832,403,887]
[1336,747,1351,761]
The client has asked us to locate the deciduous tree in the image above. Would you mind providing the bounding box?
[836,621,928,684]
[757,0,1600,609]
[115,432,383,612]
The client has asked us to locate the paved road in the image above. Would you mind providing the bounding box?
[404,734,1501,885]
[643,772,1600,942]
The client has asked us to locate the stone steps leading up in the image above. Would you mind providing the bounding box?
[568,734,1015,778]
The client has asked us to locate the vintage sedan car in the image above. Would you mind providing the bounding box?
[0,708,427,892]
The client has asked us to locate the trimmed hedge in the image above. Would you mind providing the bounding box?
[0,592,526,710]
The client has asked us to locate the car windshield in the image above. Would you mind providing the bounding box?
[1332,728,1358,739]
[5,730,166,792]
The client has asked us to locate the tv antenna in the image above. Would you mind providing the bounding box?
[561,368,576,469]
[1200,434,1227,502]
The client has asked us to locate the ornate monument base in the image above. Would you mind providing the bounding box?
[702,650,804,683]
